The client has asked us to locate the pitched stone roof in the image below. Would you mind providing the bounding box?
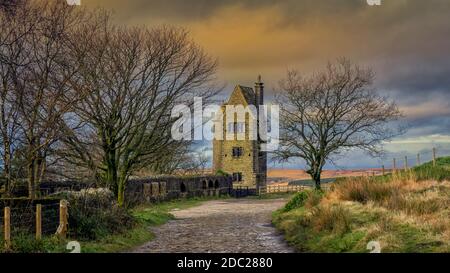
[235,85,256,105]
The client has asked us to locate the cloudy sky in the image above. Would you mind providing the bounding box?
[85,0,450,169]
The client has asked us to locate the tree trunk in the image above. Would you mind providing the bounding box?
[1,109,12,196]
[34,156,42,194]
[104,146,121,205]
[28,160,36,199]
[307,162,322,190]
[116,167,130,207]
[106,161,118,194]
[313,171,321,190]
[117,176,125,207]
[3,143,11,196]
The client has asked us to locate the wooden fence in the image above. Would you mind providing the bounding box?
[331,148,442,179]
[1,200,68,251]
[259,184,308,195]
[381,147,439,175]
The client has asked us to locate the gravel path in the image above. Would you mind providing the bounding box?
[132,198,294,253]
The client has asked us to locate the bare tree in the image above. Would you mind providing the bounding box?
[275,59,403,190]
[0,1,42,196]
[146,145,209,176]
[1,1,217,202]
[0,3,32,195]
[0,0,85,198]
[0,0,25,14]
[61,13,218,206]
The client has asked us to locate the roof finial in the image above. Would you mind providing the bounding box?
[257,75,262,83]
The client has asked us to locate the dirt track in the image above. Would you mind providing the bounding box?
[132,198,293,253]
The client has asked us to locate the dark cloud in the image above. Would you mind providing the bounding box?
[87,0,364,22]
[85,0,450,168]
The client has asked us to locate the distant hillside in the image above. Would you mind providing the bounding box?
[268,169,385,186]
[273,157,450,253]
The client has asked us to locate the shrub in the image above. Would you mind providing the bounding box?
[305,190,324,208]
[60,188,136,240]
[283,190,325,212]
[69,204,135,240]
[216,169,229,176]
[283,191,309,212]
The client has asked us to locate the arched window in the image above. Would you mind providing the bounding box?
[202,180,207,189]
[208,180,213,188]
[214,180,219,189]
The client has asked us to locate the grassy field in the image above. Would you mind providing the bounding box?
[288,178,336,187]
[273,157,450,253]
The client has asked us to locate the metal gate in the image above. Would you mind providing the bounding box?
[229,186,257,198]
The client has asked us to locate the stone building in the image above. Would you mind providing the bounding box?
[212,76,267,189]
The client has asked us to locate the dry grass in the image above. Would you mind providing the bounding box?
[384,192,447,216]
[305,190,324,208]
[333,177,400,203]
[334,176,450,217]
[309,204,352,235]
[273,161,450,252]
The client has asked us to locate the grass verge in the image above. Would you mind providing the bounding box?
[81,196,229,253]
[1,195,228,253]
[273,157,450,253]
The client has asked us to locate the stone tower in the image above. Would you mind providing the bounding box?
[212,76,267,189]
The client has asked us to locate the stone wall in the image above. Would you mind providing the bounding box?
[125,175,233,204]
[33,175,232,205]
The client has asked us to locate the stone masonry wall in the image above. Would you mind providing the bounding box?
[125,175,233,205]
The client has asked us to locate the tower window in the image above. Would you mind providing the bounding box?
[236,122,245,133]
[232,147,243,157]
[232,172,243,182]
[228,122,245,133]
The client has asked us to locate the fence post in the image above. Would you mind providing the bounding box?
[393,158,397,173]
[36,204,42,240]
[416,154,420,166]
[433,148,436,167]
[4,207,11,250]
[404,156,408,171]
[382,165,385,176]
[56,200,68,238]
